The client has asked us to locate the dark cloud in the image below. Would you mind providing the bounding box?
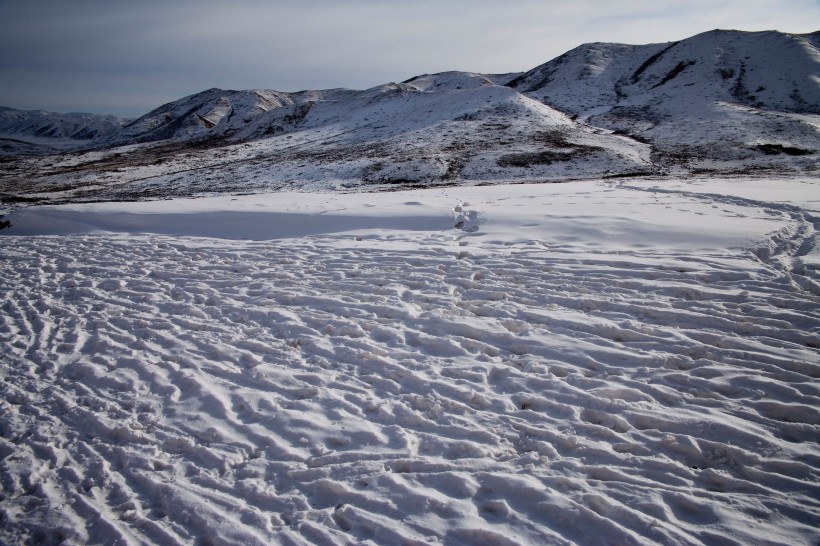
[0,0,817,117]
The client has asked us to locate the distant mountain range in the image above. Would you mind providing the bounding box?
[0,108,128,155]
[1,29,818,206]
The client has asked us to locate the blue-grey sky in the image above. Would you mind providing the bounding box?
[0,0,817,118]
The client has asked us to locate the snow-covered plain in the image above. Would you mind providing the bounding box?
[1,177,819,545]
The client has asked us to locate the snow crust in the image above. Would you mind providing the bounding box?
[1,177,819,545]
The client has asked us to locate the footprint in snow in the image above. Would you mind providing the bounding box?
[454,205,480,232]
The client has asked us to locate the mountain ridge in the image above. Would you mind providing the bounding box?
[1,29,817,207]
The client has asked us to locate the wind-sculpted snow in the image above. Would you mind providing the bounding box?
[1,179,818,545]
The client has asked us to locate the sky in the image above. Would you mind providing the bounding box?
[0,0,818,118]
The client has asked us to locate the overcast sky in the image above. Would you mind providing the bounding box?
[0,0,817,118]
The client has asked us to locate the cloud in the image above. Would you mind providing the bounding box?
[0,0,817,116]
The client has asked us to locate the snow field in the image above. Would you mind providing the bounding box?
[1,179,819,545]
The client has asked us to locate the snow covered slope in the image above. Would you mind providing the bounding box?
[508,30,820,173]
[1,178,818,545]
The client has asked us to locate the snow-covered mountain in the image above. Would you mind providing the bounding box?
[0,29,817,206]
[508,30,820,171]
[1,73,653,205]
[510,30,819,114]
[0,107,129,155]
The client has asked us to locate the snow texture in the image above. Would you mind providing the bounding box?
[1,178,819,545]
